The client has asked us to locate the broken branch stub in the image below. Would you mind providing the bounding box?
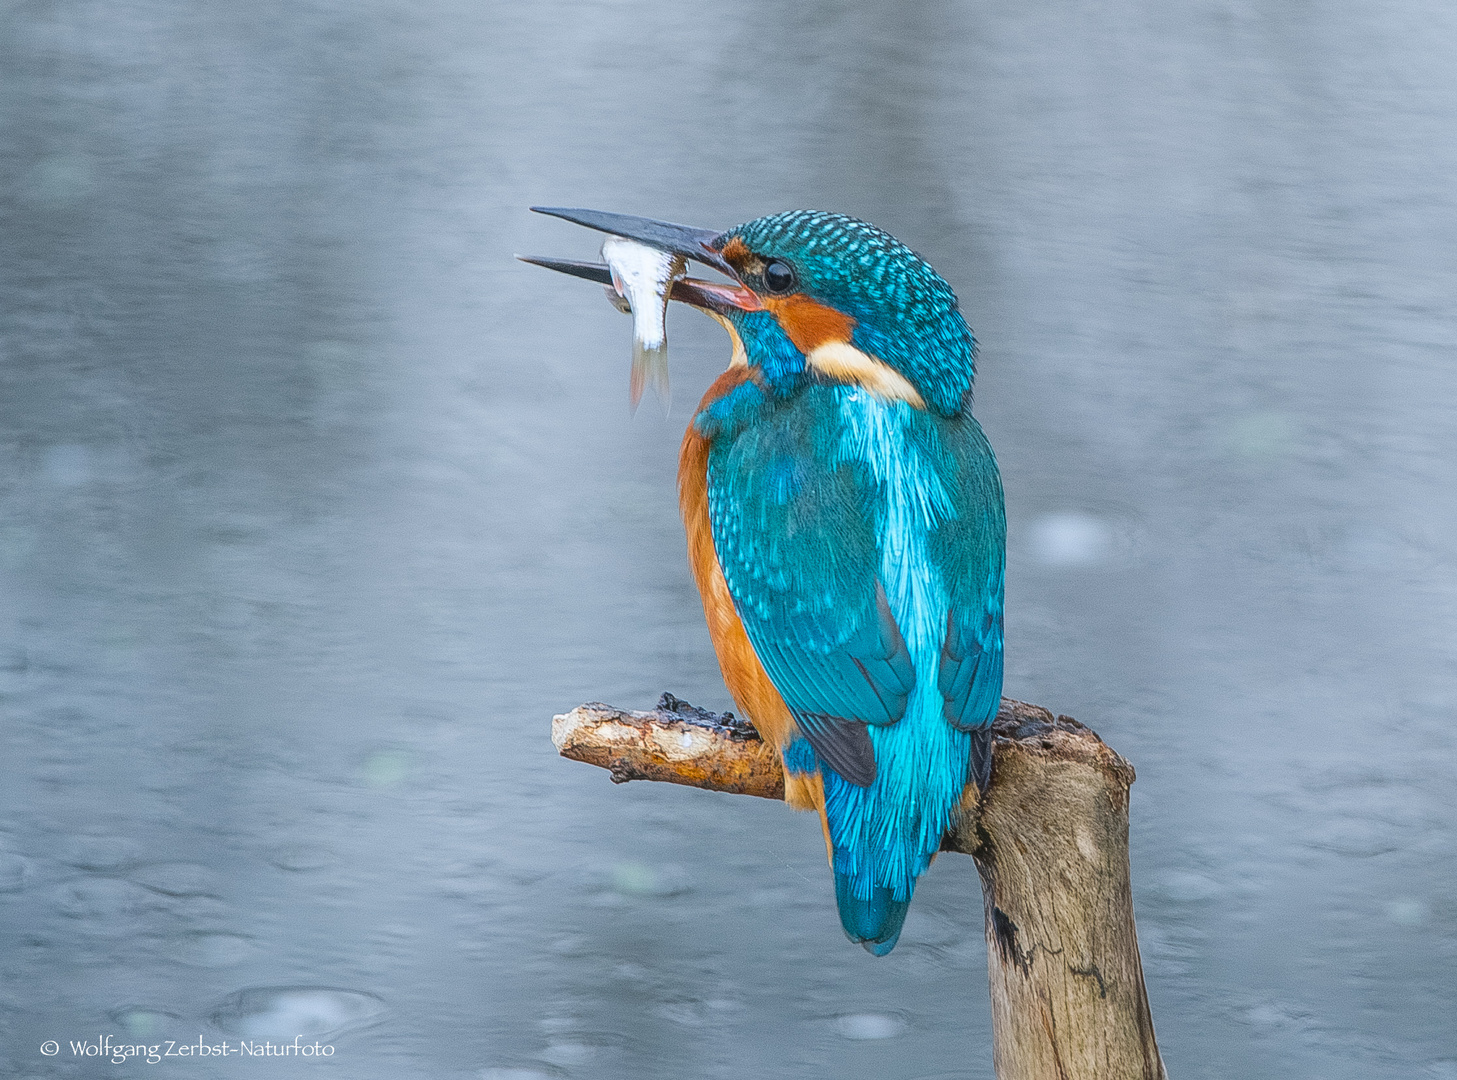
[550,693,1166,1080]
[551,693,783,799]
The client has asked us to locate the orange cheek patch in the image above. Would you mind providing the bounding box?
[764,293,857,355]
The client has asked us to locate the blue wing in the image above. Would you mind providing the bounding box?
[933,419,1004,732]
[705,388,912,783]
[928,410,1005,788]
[751,581,915,784]
[705,386,1004,786]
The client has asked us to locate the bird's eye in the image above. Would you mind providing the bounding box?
[763,260,796,295]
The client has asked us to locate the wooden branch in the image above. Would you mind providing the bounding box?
[552,694,784,798]
[552,693,1167,1080]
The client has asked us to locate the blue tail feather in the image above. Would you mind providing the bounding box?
[834,870,911,955]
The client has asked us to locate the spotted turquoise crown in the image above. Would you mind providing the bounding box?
[721,211,978,416]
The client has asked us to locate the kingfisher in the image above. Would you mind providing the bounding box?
[524,207,1004,954]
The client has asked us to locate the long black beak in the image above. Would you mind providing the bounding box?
[527,207,735,277]
[518,207,762,315]
[514,255,616,286]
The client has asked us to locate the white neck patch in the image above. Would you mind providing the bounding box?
[808,341,925,409]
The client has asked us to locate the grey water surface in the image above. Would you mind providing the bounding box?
[2,1,1455,1077]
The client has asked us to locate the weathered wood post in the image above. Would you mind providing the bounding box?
[552,695,1167,1080]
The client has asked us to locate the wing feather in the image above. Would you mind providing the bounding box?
[706,386,1004,786]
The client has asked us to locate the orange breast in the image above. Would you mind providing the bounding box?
[679,370,828,828]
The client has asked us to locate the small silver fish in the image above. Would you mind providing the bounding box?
[601,236,687,411]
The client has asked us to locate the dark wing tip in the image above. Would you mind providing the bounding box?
[798,715,876,787]
[969,726,993,793]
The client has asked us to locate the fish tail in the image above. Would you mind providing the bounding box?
[630,340,670,412]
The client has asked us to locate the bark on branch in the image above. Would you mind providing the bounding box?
[552,693,1167,1080]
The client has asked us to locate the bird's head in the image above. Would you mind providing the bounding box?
[522,208,976,416]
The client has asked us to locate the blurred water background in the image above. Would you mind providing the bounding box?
[2,1,1455,1077]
